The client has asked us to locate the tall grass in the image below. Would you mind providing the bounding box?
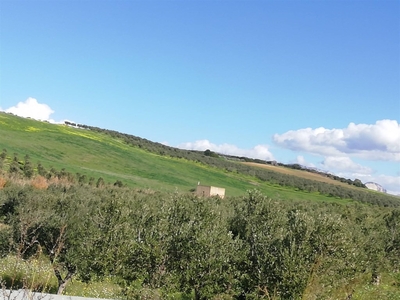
[0,255,57,293]
[0,256,122,298]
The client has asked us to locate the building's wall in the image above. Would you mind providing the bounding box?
[196,185,211,197]
[195,185,225,199]
[209,186,225,199]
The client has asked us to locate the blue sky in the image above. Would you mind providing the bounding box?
[1,1,399,194]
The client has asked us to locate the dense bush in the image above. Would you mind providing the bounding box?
[0,179,399,299]
[0,147,399,298]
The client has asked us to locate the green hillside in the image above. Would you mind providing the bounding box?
[0,112,398,205]
[0,112,264,195]
[1,112,400,299]
[0,113,245,194]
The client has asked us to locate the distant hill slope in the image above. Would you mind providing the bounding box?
[242,162,363,189]
[1,112,399,206]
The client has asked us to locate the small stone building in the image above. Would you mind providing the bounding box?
[195,185,225,199]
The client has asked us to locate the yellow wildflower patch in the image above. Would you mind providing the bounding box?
[65,128,103,142]
[26,126,41,132]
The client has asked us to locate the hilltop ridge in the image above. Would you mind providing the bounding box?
[64,120,369,189]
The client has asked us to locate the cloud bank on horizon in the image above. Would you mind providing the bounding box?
[179,139,275,161]
[2,98,399,194]
[273,120,400,162]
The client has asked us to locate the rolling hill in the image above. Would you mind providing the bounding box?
[0,112,398,206]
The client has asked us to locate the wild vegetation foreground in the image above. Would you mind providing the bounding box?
[0,173,399,299]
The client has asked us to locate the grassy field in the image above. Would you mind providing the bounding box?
[0,112,360,202]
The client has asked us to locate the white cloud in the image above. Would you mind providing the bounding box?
[321,156,372,175]
[273,120,400,161]
[294,155,315,168]
[178,139,274,161]
[2,97,55,122]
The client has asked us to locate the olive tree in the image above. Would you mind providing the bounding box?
[165,194,239,299]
